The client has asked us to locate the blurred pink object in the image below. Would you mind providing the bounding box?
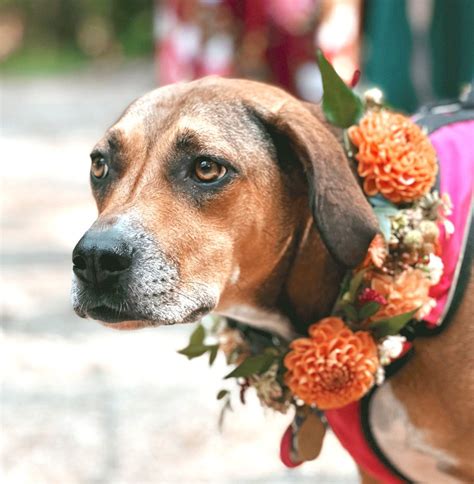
[155,0,325,100]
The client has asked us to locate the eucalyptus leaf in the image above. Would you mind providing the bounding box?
[224,353,276,379]
[369,308,419,338]
[177,344,210,359]
[208,345,219,366]
[259,353,277,374]
[317,49,363,128]
[342,304,358,322]
[358,301,381,320]
[348,269,366,302]
[339,273,352,296]
[190,324,205,346]
[217,389,229,400]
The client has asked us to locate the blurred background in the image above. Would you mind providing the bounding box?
[1,1,473,483]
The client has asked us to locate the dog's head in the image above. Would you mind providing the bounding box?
[71,77,378,330]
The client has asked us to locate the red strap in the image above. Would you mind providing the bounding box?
[279,425,303,468]
[325,402,402,483]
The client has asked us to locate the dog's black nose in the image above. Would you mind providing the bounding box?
[72,227,133,287]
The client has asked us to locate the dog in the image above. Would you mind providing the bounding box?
[71,77,473,482]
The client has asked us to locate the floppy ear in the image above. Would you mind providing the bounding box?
[247,99,379,268]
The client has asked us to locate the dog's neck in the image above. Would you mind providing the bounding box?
[220,213,345,340]
[277,214,346,335]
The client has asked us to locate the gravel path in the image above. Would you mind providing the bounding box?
[0,62,358,484]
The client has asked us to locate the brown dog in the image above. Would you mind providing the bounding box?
[72,77,473,482]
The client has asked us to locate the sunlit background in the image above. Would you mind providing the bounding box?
[1,1,472,482]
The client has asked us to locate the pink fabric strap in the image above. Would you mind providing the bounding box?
[424,121,474,326]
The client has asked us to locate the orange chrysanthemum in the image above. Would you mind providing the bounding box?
[369,268,436,321]
[284,317,379,409]
[348,110,438,203]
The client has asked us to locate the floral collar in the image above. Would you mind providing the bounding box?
[178,51,453,453]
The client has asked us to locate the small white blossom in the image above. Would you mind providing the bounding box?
[378,335,406,365]
[375,366,385,385]
[426,254,444,285]
[417,297,437,319]
[443,219,455,236]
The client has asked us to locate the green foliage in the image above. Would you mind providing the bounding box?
[0,46,86,75]
[369,308,419,338]
[358,301,381,320]
[216,389,229,400]
[342,304,358,322]
[177,323,219,365]
[317,49,363,128]
[335,269,369,323]
[224,350,277,379]
[348,269,366,303]
[208,345,219,366]
[1,0,153,74]
[190,324,205,346]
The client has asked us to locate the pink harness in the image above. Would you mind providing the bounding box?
[282,119,474,482]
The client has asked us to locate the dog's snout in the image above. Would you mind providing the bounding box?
[72,227,133,287]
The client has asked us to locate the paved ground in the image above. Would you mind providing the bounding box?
[0,61,358,483]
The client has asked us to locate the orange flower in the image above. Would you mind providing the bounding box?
[348,110,438,203]
[369,268,436,320]
[284,317,379,409]
[361,234,387,269]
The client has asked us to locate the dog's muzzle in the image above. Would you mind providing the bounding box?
[71,217,218,328]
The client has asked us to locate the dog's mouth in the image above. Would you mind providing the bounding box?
[82,302,214,330]
[86,305,139,324]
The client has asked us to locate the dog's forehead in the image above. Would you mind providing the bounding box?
[105,79,276,157]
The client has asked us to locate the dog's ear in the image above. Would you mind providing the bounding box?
[247,99,379,268]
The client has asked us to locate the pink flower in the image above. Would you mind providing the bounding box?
[358,288,387,306]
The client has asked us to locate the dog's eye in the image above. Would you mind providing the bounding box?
[193,159,227,183]
[91,157,109,180]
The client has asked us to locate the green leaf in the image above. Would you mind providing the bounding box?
[224,353,276,379]
[208,345,219,366]
[348,269,366,302]
[339,272,352,296]
[358,301,381,320]
[217,389,229,400]
[259,353,277,374]
[177,344,209,359]
[369,308,419,338]
[317,49,363,128]
[190,324,205,346]
[342,304,358,322]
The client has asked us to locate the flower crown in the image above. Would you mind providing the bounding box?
[178,51,452,429]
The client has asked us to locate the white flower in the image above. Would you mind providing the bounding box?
[443,219,455,236]
[417,297,437,319]
[375,366,385,385]
[378,335,406,365]
[426,254,444,285]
